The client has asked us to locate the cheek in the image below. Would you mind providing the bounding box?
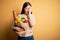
[24,8,29,12]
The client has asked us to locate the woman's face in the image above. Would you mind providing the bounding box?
[24,5,32,14]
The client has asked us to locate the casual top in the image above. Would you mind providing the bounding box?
[12,14,35,37]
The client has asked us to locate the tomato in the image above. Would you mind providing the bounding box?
[23,20,28,23]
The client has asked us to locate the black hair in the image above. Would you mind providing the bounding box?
[21,2,32,14]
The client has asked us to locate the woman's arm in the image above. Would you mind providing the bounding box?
[12,21,25,32]
[27,7,35,28]
[27,14,35,28]
[12,22,26,34]
[27,15,32,27]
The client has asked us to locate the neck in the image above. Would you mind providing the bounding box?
[24,13,28,15]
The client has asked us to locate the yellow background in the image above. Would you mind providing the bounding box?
[0,0,60,40]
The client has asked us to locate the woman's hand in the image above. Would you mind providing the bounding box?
[26,7,33,27]
[14,27,24,32]
[26,7,32,19]
[29,7,32,14]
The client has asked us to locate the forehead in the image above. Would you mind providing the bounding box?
[26,5,31,8]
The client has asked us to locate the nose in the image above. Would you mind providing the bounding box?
[28,8,29,10]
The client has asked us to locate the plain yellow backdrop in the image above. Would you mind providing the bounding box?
[0,0,60,40]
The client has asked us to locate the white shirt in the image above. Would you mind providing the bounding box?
[12,14,35,37]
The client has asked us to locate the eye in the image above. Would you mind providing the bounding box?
[25,7,27,9]
[25,8,29,10]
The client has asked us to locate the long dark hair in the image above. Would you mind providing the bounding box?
[21,2,32,14]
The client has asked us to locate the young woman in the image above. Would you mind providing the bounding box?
[12,2,35,40]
